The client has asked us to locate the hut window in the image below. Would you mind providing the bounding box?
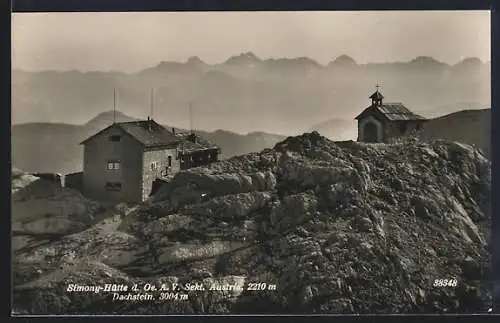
[399,123,407,134]
[109,135,121,142]
[168,156,172,167]
[106,160,120,170]
[416,123,422,131]
[151,161,159,170]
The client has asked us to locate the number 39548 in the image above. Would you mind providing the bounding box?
[433,279,458,287]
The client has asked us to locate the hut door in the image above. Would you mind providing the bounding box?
[363,122,379,143]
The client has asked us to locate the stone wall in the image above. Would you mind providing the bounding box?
[142,148,180,201]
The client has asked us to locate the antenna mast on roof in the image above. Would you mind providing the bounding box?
[150,88,154,120]
[113,88,117,124]
[147,88,155,131]
[189,102,193,135]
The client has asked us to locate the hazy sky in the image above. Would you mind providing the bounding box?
[12,11,490,72]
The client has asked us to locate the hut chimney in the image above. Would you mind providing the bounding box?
[149,88,154,131]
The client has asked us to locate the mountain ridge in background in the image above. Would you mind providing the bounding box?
[11,111,287,174]
[419,108,491,158]
[12,106,491,175]
[12,54,490,135]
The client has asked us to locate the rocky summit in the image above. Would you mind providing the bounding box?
[12,132,492,314]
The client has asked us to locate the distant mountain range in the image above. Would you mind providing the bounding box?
[12,53,490,135]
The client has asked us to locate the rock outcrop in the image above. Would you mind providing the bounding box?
[12,133,492,314]
[12,168,102,237]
